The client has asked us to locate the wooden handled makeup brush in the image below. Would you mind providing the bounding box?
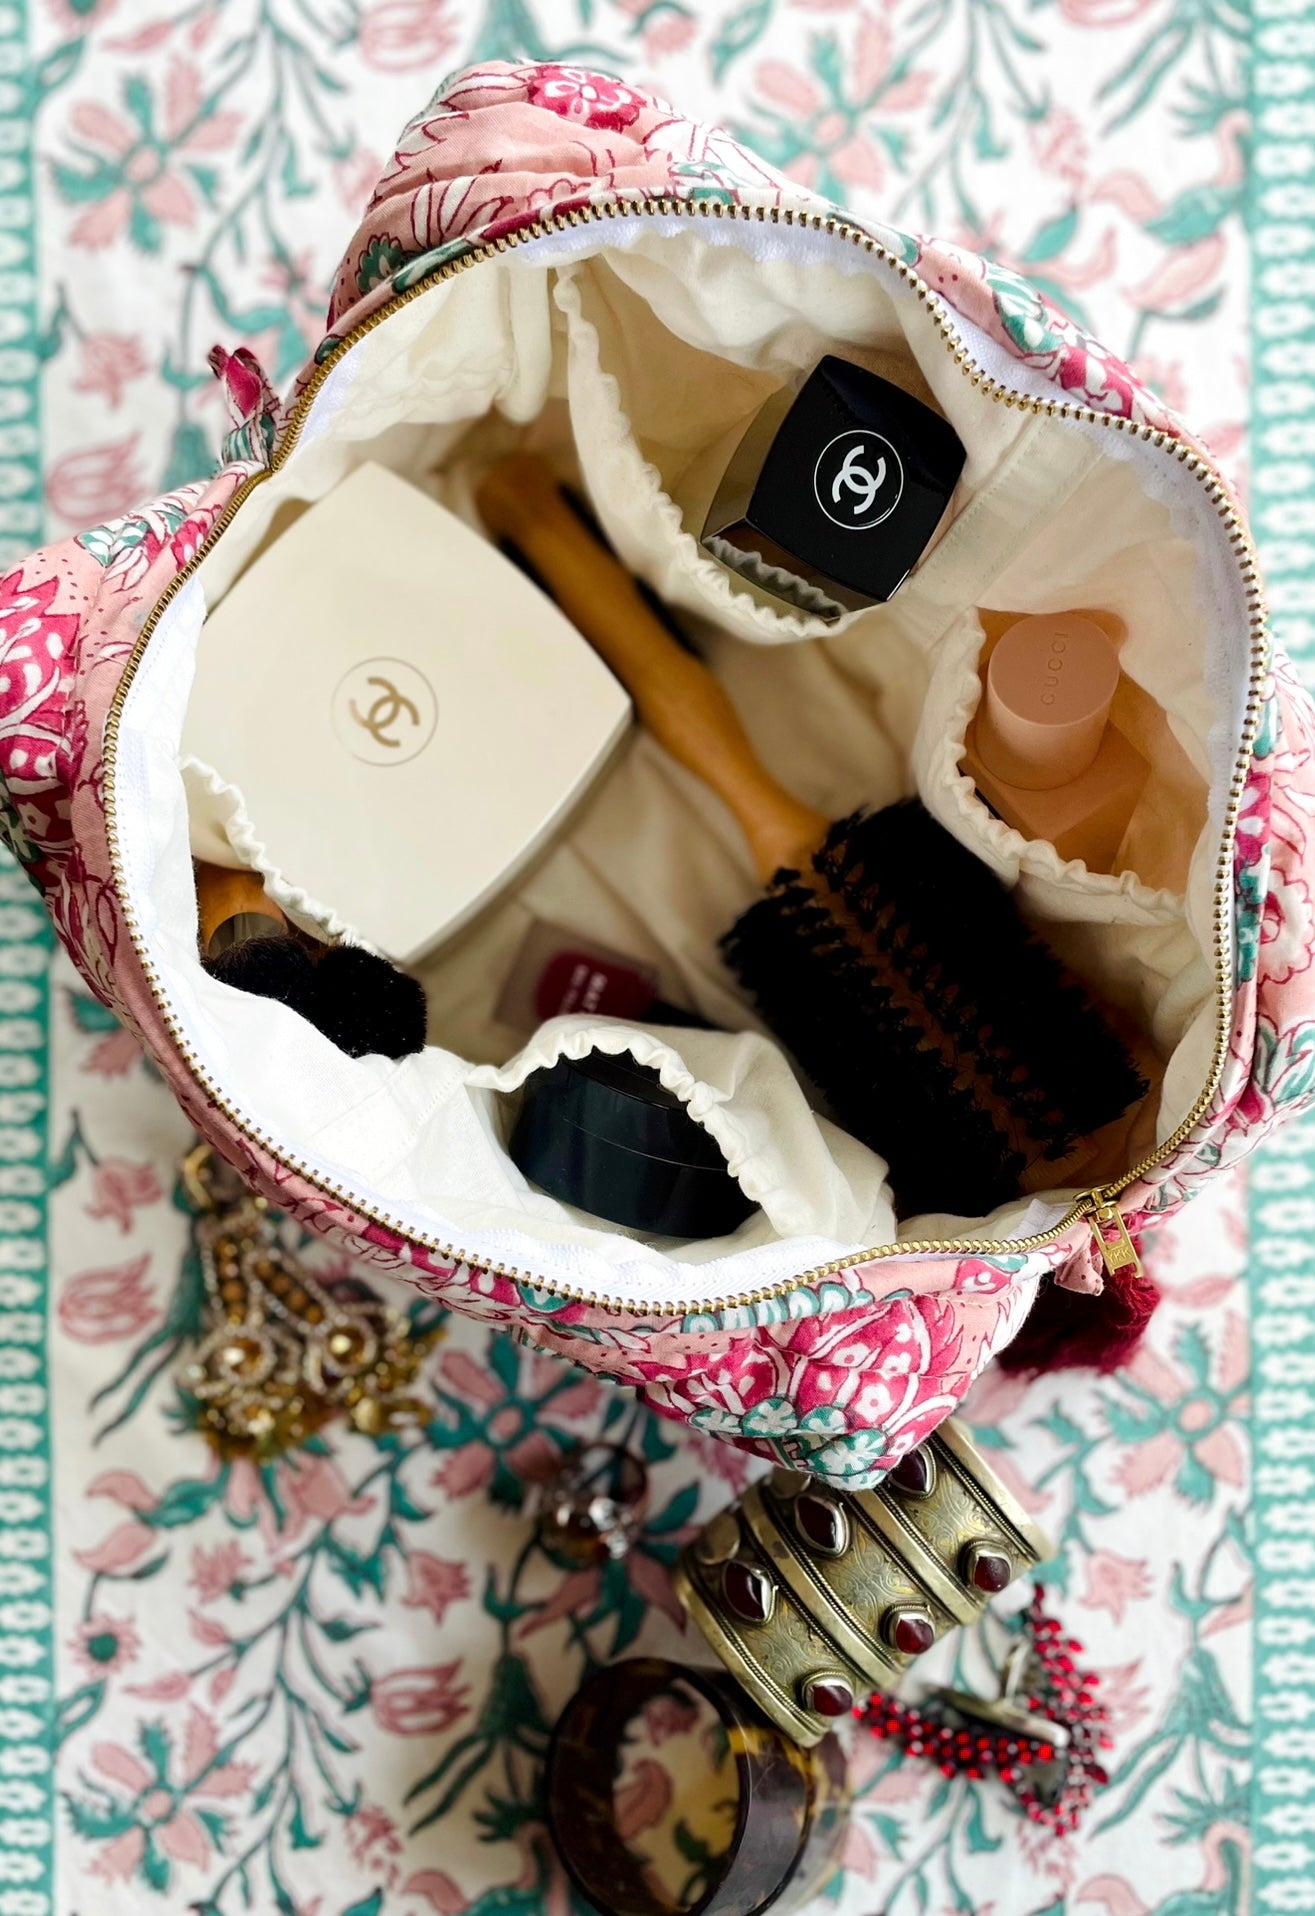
[196,862,428,1060]
[476,455,1147,1219]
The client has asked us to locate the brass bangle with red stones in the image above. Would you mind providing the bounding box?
[674,1418,1055,1748]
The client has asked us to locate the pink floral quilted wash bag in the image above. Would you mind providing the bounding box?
[3,61,1311,1489]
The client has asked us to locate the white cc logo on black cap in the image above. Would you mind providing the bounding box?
[813,428,905,530]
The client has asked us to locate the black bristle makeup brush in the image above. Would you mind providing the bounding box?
[475,455,1147,1219]
[309,944,428,1059]
[196,862,427,1060]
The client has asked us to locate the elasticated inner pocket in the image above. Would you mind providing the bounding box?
[553,266,851,643]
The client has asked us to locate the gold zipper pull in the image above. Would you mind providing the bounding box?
[1086,1197,1142,1278]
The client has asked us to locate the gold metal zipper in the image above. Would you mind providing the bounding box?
[100,197,1267,1315]
[1087,1199,1144,1278]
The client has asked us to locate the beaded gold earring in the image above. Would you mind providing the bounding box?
[178,1141,441,1459]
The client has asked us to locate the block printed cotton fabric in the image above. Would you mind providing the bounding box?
[0,0,1297,1910]
[1,51,1310,1499]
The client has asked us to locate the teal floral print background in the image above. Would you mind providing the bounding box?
[0,0,1285,1909]
[33,0,1249,536]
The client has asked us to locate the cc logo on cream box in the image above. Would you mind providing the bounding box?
[331,657,438,766]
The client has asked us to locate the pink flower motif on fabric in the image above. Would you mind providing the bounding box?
[71,1614,142,1678]
[370,1662,471,1738]
[73,332,149,410]
[0,568,79,860]
[400,1551,471,1625]
[59,1254,158,1344]
[189,1540,252,1605]
[82,1024,143,1077]
[169,502,223,569]
[1261,871,1315,987]
[85,1156,163,1232]
[75,480,212,591]
[358,0,458,72]
[525,65,646,131]
[47,434,147,527]
[1080,1548,1153,1625]
[952,1257,1017,1294]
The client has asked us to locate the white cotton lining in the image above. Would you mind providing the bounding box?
[111,215,1251,1307]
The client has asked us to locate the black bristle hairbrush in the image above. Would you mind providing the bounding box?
[196,862,427,1060]
[476,454,1148,1219]
[724,800,1147,1216]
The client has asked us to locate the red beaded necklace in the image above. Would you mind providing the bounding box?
[854,1586,1111,1834]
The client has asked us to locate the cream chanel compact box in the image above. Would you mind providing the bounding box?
[181,462,632,965]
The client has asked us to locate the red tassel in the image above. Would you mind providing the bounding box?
[997,1263,1160,1375]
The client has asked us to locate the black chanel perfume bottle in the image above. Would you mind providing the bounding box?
[702,356,966,619]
